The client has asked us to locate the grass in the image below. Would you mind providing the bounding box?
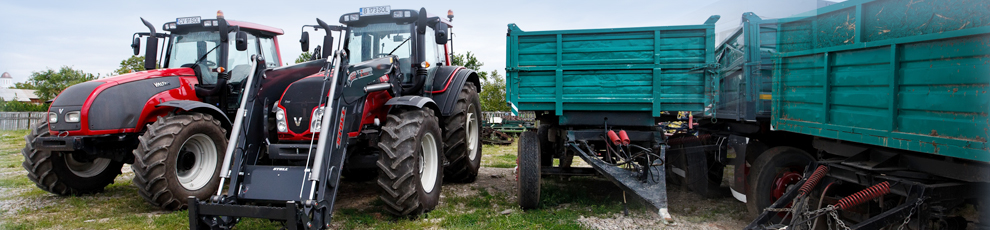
[0,129,744,229]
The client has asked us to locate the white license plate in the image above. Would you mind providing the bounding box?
[359,6,390,16]
[176,16,201,25]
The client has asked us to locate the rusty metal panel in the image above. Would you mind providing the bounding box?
[772,0,990,162]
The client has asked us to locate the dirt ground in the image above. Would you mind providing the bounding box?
[334,167,749,229]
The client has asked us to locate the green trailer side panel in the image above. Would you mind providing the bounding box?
[772,0,990,162]
[506,18,719,117]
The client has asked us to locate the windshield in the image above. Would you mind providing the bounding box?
[166,31,221,69]
[347,23,413,64]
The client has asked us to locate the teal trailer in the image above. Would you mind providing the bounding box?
[722,0,990,228]
[506,17,720,222]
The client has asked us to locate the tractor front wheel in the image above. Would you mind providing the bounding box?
[441,82,483,183]
[377,108,444,216]
[22,121,122,195]
[132,113,226,211]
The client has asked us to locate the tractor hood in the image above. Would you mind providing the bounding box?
[48,67,198,132]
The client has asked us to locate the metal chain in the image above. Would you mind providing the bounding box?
[897,198,925,230]
[764,207,792,212]
[829,208,852,230]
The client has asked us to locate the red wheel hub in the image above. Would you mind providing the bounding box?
[772,171,802,200]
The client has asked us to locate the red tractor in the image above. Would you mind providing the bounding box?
[188,7,483,228]
[22,11,286,210]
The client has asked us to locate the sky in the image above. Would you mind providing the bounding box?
[0,0,832,84]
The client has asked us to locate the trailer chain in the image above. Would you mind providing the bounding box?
[897,197,924,230]
[829,208,851,230]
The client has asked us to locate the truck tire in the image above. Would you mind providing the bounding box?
[442,82,483,183]
[517,131,540,209]
[377,108,443,216]
[132,113,226,211]
[669,135,722,198]
[746,146,814,217]
[22,122,122,195]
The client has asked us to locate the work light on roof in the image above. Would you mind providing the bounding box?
[217,10,224,18]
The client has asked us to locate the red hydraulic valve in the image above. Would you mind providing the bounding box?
[618,130,630,145]
[607,130,621,146]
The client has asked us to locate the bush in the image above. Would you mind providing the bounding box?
[0,99,48,112]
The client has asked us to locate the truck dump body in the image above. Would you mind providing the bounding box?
[506,17,719,117]
[771,0,990,162]
[714,13,777,121]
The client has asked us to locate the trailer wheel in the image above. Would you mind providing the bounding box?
[668,135,721,197]
[132,113,226,211]
[746,146,814,217]
[517,131,541,209]
[442,82,483,183]
[22,121,122,195]
[377,108,443,216]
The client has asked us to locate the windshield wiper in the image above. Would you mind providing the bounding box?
[388,37,412,55]
[194,43,222,66]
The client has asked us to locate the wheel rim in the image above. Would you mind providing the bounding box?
[466,104,479,161]
[770,170,802,218]
[64,154,111,178]
[175,134,218,191]
[419,132,439,193]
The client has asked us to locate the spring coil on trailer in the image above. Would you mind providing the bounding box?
[835,181,891,210]
[798,165,829,198]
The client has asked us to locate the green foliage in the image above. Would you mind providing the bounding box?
[26,66,98,101]
[480,70,510,112]
[0,99,47,112]
[450,51,487,81]
[295,51,313,64]
[112,55,146,75]
[12,82,35,89]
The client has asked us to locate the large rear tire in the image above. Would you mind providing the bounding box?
[132,113,226,211]
[377,108,443,216]
[441,82,483,183]
[746,146,814,217]
[517,131,541,209]
[22,122,122,195]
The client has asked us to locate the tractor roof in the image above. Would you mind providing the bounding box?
[228,20,284,35]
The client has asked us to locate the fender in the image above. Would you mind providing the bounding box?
[385,96,440,118]
[428,66,481,117]
[156,100,232,130]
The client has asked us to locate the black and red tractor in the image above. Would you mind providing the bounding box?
[22,11,287,210]
[188,6,483,229]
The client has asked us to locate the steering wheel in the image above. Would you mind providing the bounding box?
[203,60,218,68]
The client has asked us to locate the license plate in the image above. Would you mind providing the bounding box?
[359,6,390,16]
[176,16,201,25]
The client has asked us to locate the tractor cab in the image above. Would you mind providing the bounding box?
[132,11,284,115]
[337,7,452,95]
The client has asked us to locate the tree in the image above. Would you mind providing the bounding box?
[295,51,313,64]
[13,82,36,89]
[450,52,487,81]
[480,70,510,112]
[113,55,146,75]
[27,66,98,101]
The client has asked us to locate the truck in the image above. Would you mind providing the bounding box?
[21,11,285,210]
[506,16,722,221]
[683,0,989,228]
[188,7,483,229]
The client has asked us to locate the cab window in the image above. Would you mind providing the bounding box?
[259,37,280,68]
[227,32,259,84]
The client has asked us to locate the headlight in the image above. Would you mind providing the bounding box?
[276,108,285,121]
[65,111,81,123]
[48,112,58,123]
[310,107,325,133]
[275,105,287,132]
[277,122,287,132]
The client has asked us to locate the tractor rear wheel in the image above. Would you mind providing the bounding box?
[442,82,483,183]
[377,108,443,216]
[22,121,122,195]
[517,131,541,209]
[132,113,226,211]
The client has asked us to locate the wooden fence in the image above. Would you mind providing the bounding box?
[0,112,46,130]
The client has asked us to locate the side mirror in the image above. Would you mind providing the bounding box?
[435,23,448,44]
[416,8,428,34]
[131,37,141,55]
[235,29,248,51]
[300,31,310,52]
[144,36,158,70]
